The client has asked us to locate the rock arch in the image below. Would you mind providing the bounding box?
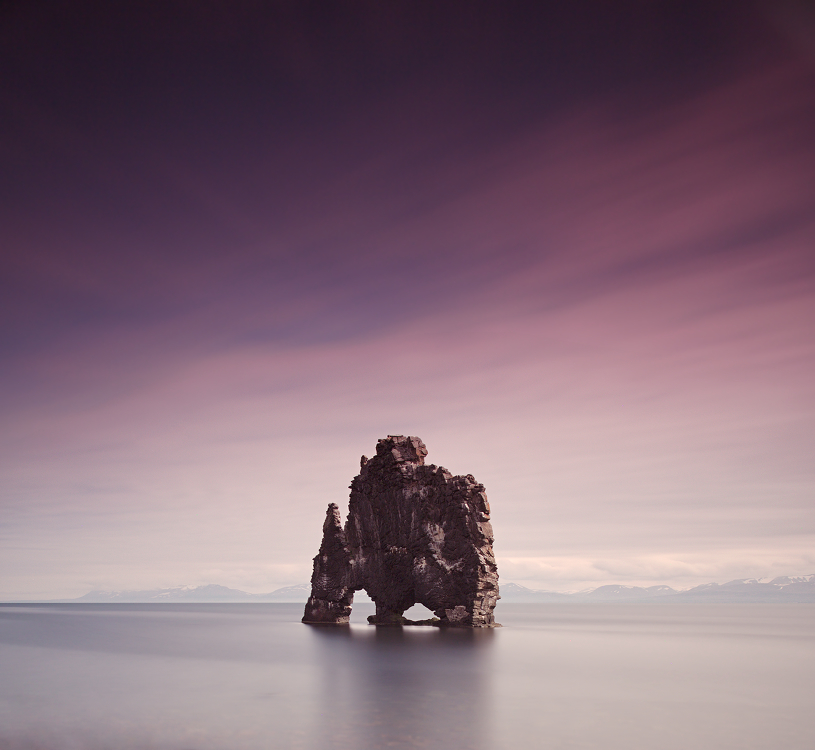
[302,436,500,627]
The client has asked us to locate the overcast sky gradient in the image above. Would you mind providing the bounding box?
[2,1,814,598]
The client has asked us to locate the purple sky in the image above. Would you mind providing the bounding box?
[2,1,814,598]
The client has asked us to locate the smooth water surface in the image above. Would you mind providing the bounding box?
[1,603,813,749]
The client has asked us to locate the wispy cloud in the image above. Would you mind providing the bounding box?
[1,4,813,597]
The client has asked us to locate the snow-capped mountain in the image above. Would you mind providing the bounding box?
[673,575,815,602]
[499,582,679,602]
[499,576,815,603]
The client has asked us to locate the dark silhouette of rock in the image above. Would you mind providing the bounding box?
[303,436,500,627]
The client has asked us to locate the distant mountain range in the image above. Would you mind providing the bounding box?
[499,575,815,603]
[59,584,374,604]
[9,575,815,604]
[68,583,316,603]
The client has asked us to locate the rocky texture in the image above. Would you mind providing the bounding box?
[303,436,500,627]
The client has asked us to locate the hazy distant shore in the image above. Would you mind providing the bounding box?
[6,575,814,604]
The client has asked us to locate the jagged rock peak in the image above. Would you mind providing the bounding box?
[377,434,428,465]
[303,436,500,628]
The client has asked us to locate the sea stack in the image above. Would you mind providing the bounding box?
[303,435,500,627]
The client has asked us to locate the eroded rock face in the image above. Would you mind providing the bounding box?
[302,436,500,627]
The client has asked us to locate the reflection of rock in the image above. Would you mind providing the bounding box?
[308,625,493,750]
[303,436,500,627]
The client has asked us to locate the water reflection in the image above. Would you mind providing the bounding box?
[1,604,813,750]
[308,624,495,750]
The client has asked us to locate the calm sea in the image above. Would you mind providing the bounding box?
[0,602,812,749]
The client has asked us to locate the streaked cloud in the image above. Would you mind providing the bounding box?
[1,3,813,598]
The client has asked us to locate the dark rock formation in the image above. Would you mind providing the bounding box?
[303,436,500,627]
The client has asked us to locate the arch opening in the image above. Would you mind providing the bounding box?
[403,602,436,621]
